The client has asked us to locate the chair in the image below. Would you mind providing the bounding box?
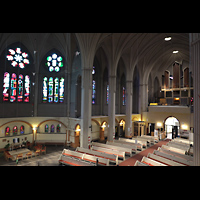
[26,151,33,159]
[16,153,23,161]
[35,149,40,156]
[41,146,46,155]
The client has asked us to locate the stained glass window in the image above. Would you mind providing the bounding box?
[43,77,65,103]
[92,80,96,104]
[51,124,55,133]
[57,124,61,133]
[5,127,10,136]
[92,66,96,104]
[54,78,59,103]
[10,73,17,102]
[20,125,24,134]
[123,87,126,105]
[45,124,49,133]
[46,53,63,72]
[48,77,53,103]
[43,77,48,103]
[59,77,64,103]
[18,74,23,102]
[13,126,18,135]
[3,72,30,102]
[107,85,109,104]
[6,47,30,68]
[3,72,10,102]
[24,75,30,102]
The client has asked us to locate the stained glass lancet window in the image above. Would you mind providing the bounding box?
[13,126,18,135]
[5,127,10,136]
[92,66,96,104]
[57,124,61,133]
[107,85,109,104]
[92,80,96,104]
[45,124,49,133]
[24,75,30,102]
[20,125,24,134]
[54,78,59,103]
[18,74,23,102]
[60,77,64,103]
[10,73,17,102]
[123,87,126,105]
[48,77,53,103]
[3,72,10,101]
[43,77,64,103]
[43,77,48,103]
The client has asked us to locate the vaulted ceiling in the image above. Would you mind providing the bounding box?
[0,33,189,79]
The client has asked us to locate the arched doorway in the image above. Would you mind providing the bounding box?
[164,116,180,139]
[74,124,81,147]
[100,121,108,141]
[119,119,125,138]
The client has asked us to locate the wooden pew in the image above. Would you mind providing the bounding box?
[134,160,149,166]
[76,147,118,165]
[92,142,132,157]
[153,150,193,166]
[106,141,137,154]
[141,156,167,166]
[83,154,109,166]
[59,154,95,166]
[140,135,158,143]
[91,146,125,160]
[60,149,109,166]
[173,138,193,145]
[62,149,84,160]
[157,147,193,162]
[161,145,187,155]
[147,153,186,166]
[118,138,143,150]
[131,138,147,148]
[166,142,190,153]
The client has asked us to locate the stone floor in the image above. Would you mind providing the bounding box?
[0,145,76,166]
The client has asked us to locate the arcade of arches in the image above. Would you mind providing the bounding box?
[0,33,200,165]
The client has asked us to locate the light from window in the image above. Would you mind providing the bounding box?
[46,53,63,72]
[43,77,65,103]
[92,80,96,104]
[24,75,30,102]
[48,77,54,103]
[10,73,17,102]
[3,72,10,102]
[18,74,23,102]
[107,85,109,104]
[54,78,59,103]
[6,47,30,68]
[123,86,126,105]
[59,77,64,103]
[43,77,48,103]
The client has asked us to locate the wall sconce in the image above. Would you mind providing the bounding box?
[101,124,106,128]
[181,125,188,130]
[157,122,162,127]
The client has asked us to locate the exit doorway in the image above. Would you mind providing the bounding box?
[164,116,180,139]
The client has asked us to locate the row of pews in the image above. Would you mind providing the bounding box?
[58,135,158,166]
[135,137,193,166]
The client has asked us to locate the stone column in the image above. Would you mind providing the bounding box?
[108,76,116,141]
[191,33,200,165]
[125,80,133,138]
[80,67,92,148]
